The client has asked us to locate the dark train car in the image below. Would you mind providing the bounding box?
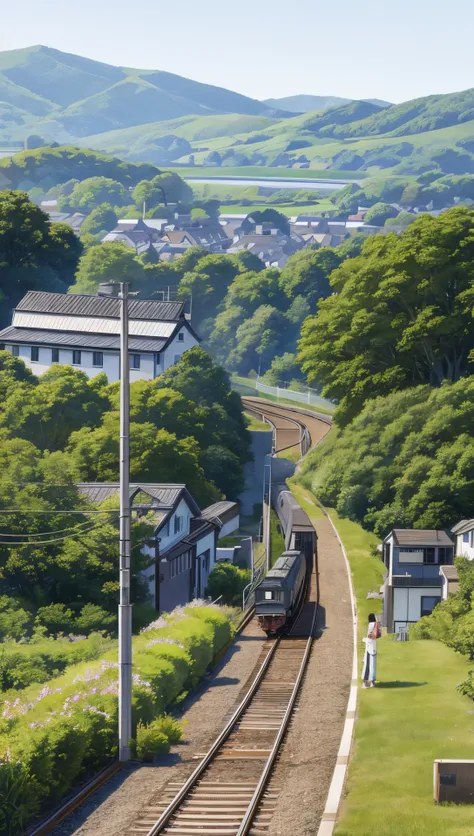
[255,550,306,634]
[271,486,317,567]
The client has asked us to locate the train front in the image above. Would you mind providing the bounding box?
[255,581,286,634]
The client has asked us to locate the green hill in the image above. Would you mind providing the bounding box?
[0,45,285,142]
[264,95,391,113]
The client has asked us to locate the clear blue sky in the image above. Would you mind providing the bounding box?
[1,0,473,103]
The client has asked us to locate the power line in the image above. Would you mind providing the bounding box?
[0,509,119,514]
[0,519,97,538]
[0,522,98,546]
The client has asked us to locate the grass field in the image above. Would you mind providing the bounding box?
[244,411,271,432]
[270,508,285,566]
[231,375,335,416]
[217,201,336,216]
[311,505,474,836]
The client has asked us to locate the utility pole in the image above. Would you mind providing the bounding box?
[118,281,132,762]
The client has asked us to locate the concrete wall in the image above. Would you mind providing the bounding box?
[240,429,273,516]
[392,586,442,630]
[162,327,198,370]
[6,343,155,383]
[457,531,474,559]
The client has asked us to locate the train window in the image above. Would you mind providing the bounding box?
[265,591,273,600]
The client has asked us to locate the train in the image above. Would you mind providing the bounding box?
[255,485,317,634]
[255,550,306,634]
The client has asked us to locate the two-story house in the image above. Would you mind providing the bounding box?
[77,483,239,612]
[451,519,474,560]
[382,529,455,633]
[0,289,199,382]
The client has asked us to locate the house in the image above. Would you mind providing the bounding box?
[0,288,199,382]
[381,529,455,633]
[228,225,304,268]
[440,566,460,600]
[102,218,162,249]
[77,484,240,611]
[451,519,474,560]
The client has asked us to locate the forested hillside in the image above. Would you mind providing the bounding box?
[298,207,474,537]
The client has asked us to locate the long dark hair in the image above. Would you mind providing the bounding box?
[368,612,376,622]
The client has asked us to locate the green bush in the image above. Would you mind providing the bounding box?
[205,562,251,606]
[35,604,75,635]
[0,604,233,828]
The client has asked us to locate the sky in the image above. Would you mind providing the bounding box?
[1,0,474,103]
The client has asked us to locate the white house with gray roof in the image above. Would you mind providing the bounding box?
[0,290,199,382]
[77,483,239,611]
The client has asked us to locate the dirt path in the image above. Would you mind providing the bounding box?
[265,504,353,836]
[53,620,267,836]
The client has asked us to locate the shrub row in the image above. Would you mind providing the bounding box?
[0,604,234,835]
[0,633,114,692]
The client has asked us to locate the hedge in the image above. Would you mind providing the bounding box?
[0,633,114,692]
[0,604,234,835]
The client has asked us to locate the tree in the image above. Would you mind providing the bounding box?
[364,202,398,226]
[0,191,83,324]
[262,352,303,386]
[229,305,288,375]
[204,151,222,166]
[72,242,146,294]
[177,254,240,328]
[191,208,210,222]
[132,173,192,209]
[244,209,290,235]
[279,248,336,304]
[26,135,46,150]
[225,268,286,316]
[205,562,251,606]
[299,208,474,424]
[80,204,118,236]
[59,177,129,212]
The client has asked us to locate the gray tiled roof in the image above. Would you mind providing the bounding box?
[200,501,240,523]
[392,529,454,547]
[451,519,474,535]
[77,483,187,507]
[0,326,168,353]
[16,291,184,322]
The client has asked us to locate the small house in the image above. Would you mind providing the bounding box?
[451,519,474,560]
[382,529,454,633]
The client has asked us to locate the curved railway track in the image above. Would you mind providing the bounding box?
[125,565,318,836]
[242,397,331,456]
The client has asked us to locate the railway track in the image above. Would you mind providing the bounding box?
[242,397,331,456]
[126,566,318,836]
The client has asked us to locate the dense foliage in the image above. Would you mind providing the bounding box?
[0,349,250,634]
[300,378,474,537]
[0,603,233,832]
[299,208,474,425]
[205,562,251,606]
[0,190,83,326]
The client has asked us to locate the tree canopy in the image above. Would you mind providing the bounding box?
[0,190,83,325]
[299,207,474,425]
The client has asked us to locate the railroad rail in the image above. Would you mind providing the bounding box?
[126,563,318,836]
[242,397,310,457]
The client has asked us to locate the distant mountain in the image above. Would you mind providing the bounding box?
[264,95,392,113]
[0,45,289,141]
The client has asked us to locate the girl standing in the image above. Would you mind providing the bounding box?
[362,612,380,688]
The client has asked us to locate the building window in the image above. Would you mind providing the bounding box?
[51,348,59,363]
[93,351,103,367]
[11,345,19,357]
[178,332,184,342]
[438,547,453,564]
[173,515,183,535]
[155,353,161,366]
[174,355,181,363]
[463,533,470,543]
[424,547,435,564]
[0,344,4,351]
[31,346,39,362]
[131,354,141,369]
[420,596,441,617]
[72,350,81,365]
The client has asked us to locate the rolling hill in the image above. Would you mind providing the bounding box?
[1,46,474,181]
[264,95,391,113]
[0,45,288,142]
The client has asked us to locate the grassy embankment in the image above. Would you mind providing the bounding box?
[292,476,474,835]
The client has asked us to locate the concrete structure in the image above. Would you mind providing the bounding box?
[77,483,239,612]
[0,290,199,382]
[382,529,455,633]
[240,428,273,516]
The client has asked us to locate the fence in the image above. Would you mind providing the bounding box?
[255,379,334,411]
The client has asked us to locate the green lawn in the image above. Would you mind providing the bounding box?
[270,508,285,566]
[244,411,271,432]
[317,506,474,836]
[217,201,336,217]
[231,375,335,416]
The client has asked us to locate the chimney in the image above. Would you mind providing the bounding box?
[98,282,121,297]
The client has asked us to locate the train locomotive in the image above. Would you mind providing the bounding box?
[255,550,306,634]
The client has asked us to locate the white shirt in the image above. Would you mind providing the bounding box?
[363,621,377,655]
